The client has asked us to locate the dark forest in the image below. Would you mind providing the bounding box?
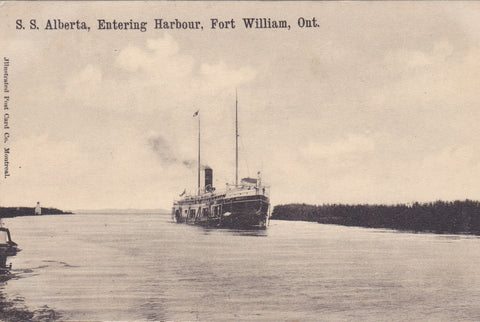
[271,200,480,234]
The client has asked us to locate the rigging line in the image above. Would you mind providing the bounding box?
[239,134,250,178]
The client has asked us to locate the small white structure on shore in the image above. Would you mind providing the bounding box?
[35,202,41,215]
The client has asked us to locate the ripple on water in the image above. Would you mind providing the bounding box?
[0,214,480,321]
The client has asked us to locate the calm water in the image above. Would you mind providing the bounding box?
[1,213,480,321]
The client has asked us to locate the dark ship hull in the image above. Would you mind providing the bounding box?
[173,184,270,229]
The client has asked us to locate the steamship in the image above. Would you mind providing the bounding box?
[171,96,270,229]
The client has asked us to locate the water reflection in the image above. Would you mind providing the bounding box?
[372,227,480,240]
[0,225,61,321]
[202,226,269,237]
[0,253,15,283]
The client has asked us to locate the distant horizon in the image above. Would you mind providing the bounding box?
[72,208,169,214]
[4,198,480,213]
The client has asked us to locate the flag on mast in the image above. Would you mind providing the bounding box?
[193,110,199,117]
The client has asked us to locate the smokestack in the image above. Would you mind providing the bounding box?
[205,167,213,189]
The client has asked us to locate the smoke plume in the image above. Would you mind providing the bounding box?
[148,135,195,169]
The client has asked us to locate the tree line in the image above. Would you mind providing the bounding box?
[271,200,480,234]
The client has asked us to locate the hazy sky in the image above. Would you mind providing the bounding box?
[2,2,480,210]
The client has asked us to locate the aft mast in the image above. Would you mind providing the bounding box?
[198,113,200,195]
[235,90,238,186]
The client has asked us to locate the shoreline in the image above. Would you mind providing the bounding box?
[271,200,480,235]
[0,207,72,219]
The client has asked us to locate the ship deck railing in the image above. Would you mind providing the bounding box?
[174,185,270,204]
[225,185,270,198]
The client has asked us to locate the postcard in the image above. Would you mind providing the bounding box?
[1,2,480,321]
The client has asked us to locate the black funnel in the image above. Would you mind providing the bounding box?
[205,167,213,189]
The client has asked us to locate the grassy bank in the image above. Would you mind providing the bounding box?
[271,200,480,234]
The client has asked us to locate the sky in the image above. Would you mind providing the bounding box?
[2,2,480,210]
